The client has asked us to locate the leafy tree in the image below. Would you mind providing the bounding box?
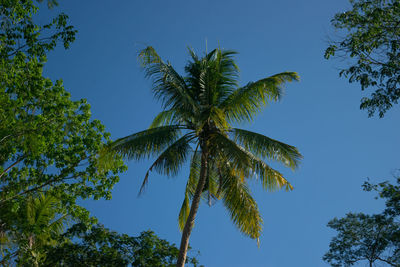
[0,0,126,264]
[325,0,400,117]
[43,224,200,267]
[323,213,399,267]
[0,0,75,61]
[0,0,125,217]
[323,178,400,266]
[106,46,302,266]
[364,176,400,217]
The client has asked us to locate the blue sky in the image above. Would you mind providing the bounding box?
[40,1,399,266]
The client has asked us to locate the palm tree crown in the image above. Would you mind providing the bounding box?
[108,46,302,266]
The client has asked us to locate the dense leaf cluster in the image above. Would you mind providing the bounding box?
[0,1,128,265]
[43,224,200,267]
[323,178,400,266]
[325,0,400,117]
[0,0,126,219]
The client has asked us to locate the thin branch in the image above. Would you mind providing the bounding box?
[0,160,83,204]
[0,156,25,180]
[0,175,78,204]
[0,135,12,144]
[376,256,397,266]
[0,249,19,266]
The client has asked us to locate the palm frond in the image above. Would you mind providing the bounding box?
[138,46,162,66]
[138,46,199,114]
[178,150,201,230]
[209,106,231,131]
[109,125,182,161]
[187,47,199,63]
[250,156,293,192]
[187,151,201,197]
[209,49,240,104]
[24,193,67,249]
[139,133,195,194]
[205,160,220,205]
[232,128,302,170]
[220,171,263,240]
[185,48,239,108]
[177,148,220,230]
[220,72,299,123]
[47,214,67,236]
[212,132,293,192]
[27,193,58,226]
[178,191,191,231]
[210,133,252,172]
[149,110,179,128]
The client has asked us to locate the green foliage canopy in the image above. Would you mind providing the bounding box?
[0,0,126,264]
[1,193,68,266]
[0,0,125,219]
[323,178,400,266]
[43,224,200,267]
[324,213,399,266]
[325,0,400,117]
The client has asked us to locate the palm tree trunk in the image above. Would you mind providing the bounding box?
[176,145,208,267]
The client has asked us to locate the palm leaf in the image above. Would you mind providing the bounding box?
[210,133,252,172]
[177,148,220,230]
[47,214,67,235]
[178,151,200,230]
[110,125,182,161]
[208,49,240,104]
[46,214,67,243]
[138,46,162,66]
[25,193,67,249]
[149,110,179,128]
[221,72,299,123]
[178,191,191,231]
[209,106,231,131]
[139,133,194,194]
[27,193,57,227]
[138,46,199,114]
[185,48,239,107]
[231,128,302,170]
[220,170,263,240]
[250,155,293,192]
[212,132,293,191]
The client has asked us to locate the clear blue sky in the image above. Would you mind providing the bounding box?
[40,1,399,266]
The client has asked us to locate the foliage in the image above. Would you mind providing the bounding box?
[363,176,400,217]
[0,0,126,265]
[0,0,75,60]
[325,0,400,117]
[42,223,201,267]
[323,178,400,266]
[105,45,301,265]
[0,0,126,217]
[323,213,399,266]
[36,0,59,9]
[1,193,68,266]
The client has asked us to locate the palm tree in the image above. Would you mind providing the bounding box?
[108,46,302,266]
[22,193,67,265]
[0,193,67,266]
